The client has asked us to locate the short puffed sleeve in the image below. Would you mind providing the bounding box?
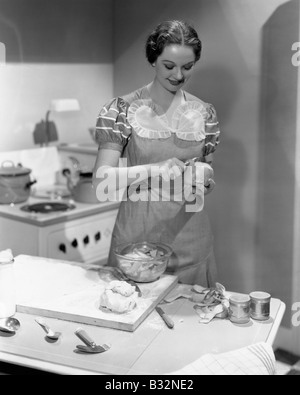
[95,97,132,153]
[204,104,221,157]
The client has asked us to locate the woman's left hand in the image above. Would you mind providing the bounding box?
[204,178,216,195]
[187,160,213,186]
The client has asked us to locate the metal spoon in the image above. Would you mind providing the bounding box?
[0,317,20,333]
[35,318,61,340]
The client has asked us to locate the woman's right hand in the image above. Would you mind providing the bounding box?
[152,157,186,180]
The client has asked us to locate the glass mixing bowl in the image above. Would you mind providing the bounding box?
[114,241,173,283]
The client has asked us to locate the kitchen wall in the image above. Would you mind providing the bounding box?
[113,0,295,307]
[0,0,114,151]
[256,0,300,340]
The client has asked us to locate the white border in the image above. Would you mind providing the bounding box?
[293,9,300,354]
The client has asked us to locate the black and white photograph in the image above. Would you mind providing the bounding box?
[0,0,299,378]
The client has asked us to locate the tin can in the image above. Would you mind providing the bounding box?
[250,292,271,321]
[228,294,251,324]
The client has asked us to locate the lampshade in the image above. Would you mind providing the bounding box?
[50,99,80,113]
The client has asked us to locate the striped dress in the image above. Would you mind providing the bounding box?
[95,85,220,286]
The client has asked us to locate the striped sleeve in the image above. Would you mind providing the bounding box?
[204,104,220,156]
[95,97,132,153]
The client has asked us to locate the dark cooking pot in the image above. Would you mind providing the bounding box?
[0,161,37,204]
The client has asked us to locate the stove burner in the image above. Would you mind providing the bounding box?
[20,202,76,214]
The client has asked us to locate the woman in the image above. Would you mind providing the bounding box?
[93,20,220,286]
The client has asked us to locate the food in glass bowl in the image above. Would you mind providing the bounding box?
[114,242,173,283]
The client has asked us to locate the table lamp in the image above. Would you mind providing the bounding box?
[33,99,80,146]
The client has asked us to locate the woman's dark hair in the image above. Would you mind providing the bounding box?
[145,20,202,64]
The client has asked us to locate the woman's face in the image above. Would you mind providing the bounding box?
[154,44,196,93]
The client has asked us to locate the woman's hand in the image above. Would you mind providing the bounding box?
[188,160,215,195]
[204,178,216,195]
[152,157,186,180]
[189,160,214,184]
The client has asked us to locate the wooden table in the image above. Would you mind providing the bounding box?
[0,294,285,375]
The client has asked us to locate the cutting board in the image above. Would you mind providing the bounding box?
[14,255,178,332]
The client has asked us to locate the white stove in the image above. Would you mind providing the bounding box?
[0,194,119,266]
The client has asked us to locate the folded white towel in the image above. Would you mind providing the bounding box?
[169,342,276,376]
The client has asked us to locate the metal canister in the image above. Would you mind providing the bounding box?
[228,294,251,324]
[250,292,271,321]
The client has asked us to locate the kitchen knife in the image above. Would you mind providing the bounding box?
[156,306,174,329]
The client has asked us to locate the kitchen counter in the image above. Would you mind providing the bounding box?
[0,256,286,375]
[0,298,285,375]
